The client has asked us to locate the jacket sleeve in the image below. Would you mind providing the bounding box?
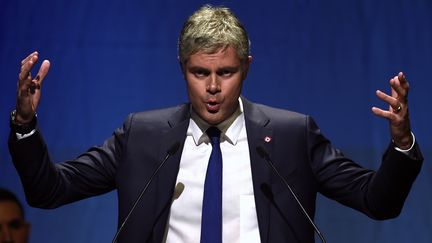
[8,114,133,209]
[306,116,423,220]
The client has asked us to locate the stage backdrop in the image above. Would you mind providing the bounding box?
[1,0,431,242]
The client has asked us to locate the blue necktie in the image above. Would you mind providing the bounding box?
[200,127,222,243]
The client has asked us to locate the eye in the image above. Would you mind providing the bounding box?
[195,71,205,77]
[192,69,209,78]
[221,70,232,76]
[8,219,26,230]
[217,68,237,77]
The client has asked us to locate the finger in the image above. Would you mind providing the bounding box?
[371,107,396,120]
[18,71,32,93]
[18,58,39,97]
[21,51,38,65]
[376,90,400,109]
[19,54,38,81]
[397,72,409,89]
[20,52,38,74]
[390,76,408,100]
[33,59,51,88]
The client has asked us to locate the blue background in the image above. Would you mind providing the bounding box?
[1,0,431,242]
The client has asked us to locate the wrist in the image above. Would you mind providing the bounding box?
[393,132,414,150]
[10,110,37,135]
[14,108,35,123]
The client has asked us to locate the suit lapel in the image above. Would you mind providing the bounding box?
[152,104,191,242]
[243,97,273,243]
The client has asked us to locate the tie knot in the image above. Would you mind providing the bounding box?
[206,127,221,145]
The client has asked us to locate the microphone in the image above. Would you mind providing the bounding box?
[172,182,185,201]
[112,142,181,243]
[256,146,326,243]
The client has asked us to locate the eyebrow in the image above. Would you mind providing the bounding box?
[187,66,240,72]
[188,66,209,72]
[2,218,27,229]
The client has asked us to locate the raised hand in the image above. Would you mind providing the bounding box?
[372,72,412,150]
[16,52,50,123]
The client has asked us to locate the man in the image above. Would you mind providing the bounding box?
[8,5,423,243]
[0,188,31,243]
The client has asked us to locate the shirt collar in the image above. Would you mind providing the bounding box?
[188,98,245,145]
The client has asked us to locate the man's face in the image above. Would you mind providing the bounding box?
[184,46,251,125]
[0,201,30,243]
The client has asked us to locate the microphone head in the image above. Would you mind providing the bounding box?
[172,182,185,200]
[256,146,269,159]
[168,142,180,155]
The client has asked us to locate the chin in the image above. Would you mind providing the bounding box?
[203,113,223,125]
[204,118,220,125]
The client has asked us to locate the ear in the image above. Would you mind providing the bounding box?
[178,56,188,80]
[24,222,31,241]
[242,55,253,80]
[178,56,184,73]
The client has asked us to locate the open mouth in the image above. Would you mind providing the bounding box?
[206,101,220,113]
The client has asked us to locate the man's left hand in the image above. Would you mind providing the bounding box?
[372,72,412,150]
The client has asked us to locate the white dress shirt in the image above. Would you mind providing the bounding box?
[164,99,261,243]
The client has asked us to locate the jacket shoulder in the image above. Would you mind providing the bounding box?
[133,104,188,122]
[251,102,310,127]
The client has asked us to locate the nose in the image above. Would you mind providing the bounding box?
[206,73,220,94]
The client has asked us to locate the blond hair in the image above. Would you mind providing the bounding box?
[178,5,250,65]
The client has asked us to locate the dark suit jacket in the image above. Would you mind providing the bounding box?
[8,97,423,243]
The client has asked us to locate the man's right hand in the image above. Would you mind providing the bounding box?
[16,51,50,124]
